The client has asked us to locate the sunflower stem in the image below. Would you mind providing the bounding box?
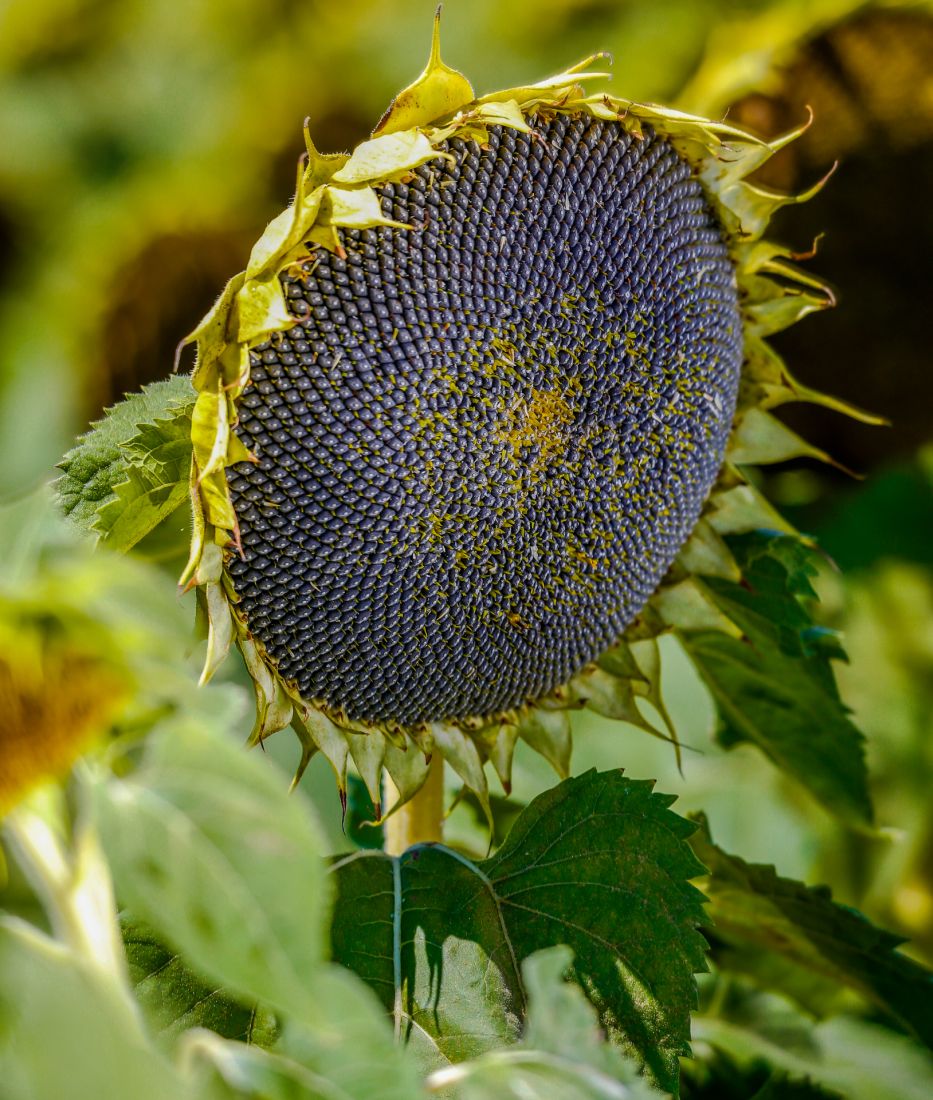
[4,783,127,981]
[384,758,445,855]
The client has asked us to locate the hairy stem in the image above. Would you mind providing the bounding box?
[384,758,444,855]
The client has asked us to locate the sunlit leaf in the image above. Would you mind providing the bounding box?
[427,947,662,1099]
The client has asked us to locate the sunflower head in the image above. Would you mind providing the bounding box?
[228,108,742,731]
[0,627,128,817]
[180,13,868,817]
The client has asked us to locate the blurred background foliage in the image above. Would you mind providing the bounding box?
[1,0,931,1082]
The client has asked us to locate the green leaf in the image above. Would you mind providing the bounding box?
[0,920,190,1100]
[680,533,872,827]
[330,770,708,1094]
[92,718,331,1024]
[55,375,195,551]
[187,966,426,1100]
[123,919,277,1047]
[185,1040,352,1100]
[691,821,933,1047]
[427,948,663,1100]
[124,925,422,1098]
[692,986,933,1100]
[278,966,427,1100]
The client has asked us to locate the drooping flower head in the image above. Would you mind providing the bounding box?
[181,13,870,817]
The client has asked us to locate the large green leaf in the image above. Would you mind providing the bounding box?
[124,919,278,1047]
[681,533,872,827]
[330,770,708,1094]
[93,718,331,1025]
[691,822,933,1047]
[56,375,195,551]
[427,948,663,1099]
[0,920,190,1100]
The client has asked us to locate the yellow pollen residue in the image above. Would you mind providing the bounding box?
[506,610,530,632]
[567,543,600,572]
[499,387,574,476]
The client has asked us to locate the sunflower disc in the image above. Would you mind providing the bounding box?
[226,112,742,725]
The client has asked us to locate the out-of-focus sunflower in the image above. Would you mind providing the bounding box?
[0,493,208,818]
[0,499,133,816]
[0,622,128,818]
[160,13,871,828]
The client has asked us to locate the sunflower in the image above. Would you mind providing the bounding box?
[177,12,872,836]
[0,501,133,817]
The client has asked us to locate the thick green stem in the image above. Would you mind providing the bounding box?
[384,758,444,855]
[4,789,126,980]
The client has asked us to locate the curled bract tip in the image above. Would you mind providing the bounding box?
[373,5,473,137]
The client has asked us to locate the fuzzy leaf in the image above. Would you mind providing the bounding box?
[55,376,195,550]
[0,921,189,1100]
[330,770,708,1094]
[92,719,331,1025]
[188,966,425,1100]
[681,533,872,827]
[123,919,277,1047]
[691,822,933,1047]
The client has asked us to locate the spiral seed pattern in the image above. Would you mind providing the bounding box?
[227,112,742,725]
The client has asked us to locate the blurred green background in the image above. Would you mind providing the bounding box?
[1,0,931,970]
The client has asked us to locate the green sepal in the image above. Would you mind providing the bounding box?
[293,706,349,796]
[381,743,432,818]
[727,406,848,470]
[346,730,387,815]
[430,721,492,830]
[571,665,660,735]
[332,130,448,185]
[676,518,742,582]
[595,638,647,681]
[484,722,521,794]
[373,7,474,136]
[517,708,572,780]
[652,577,745,636]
